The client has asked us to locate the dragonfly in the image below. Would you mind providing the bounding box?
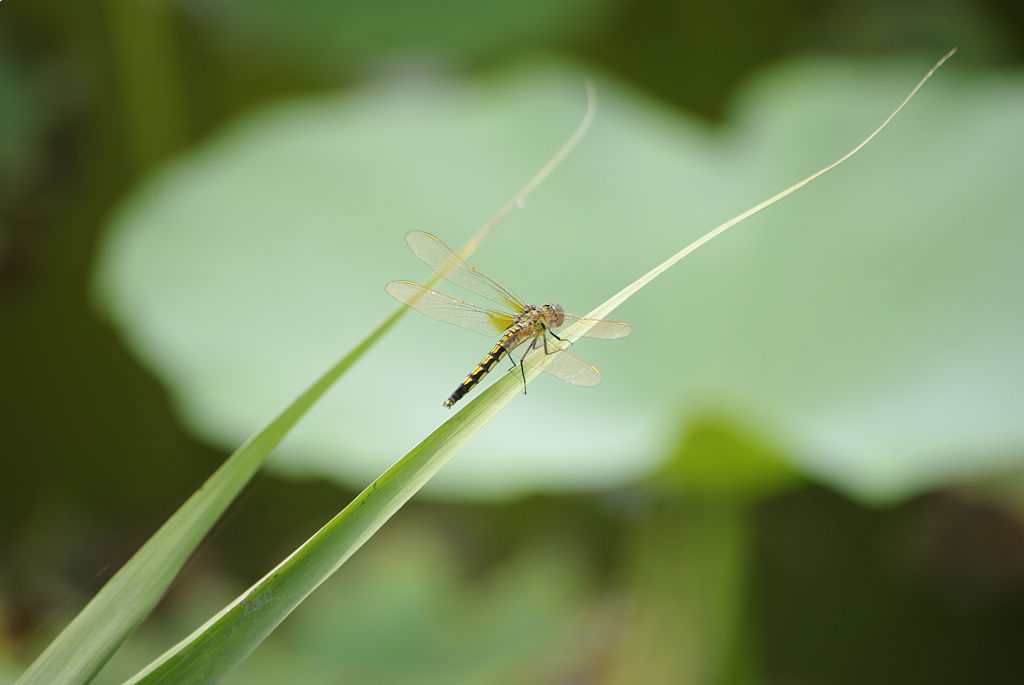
[386,231,631,408]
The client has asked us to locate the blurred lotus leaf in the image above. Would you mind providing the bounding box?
[93,56,1024,502]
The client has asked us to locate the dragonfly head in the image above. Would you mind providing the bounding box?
[540,304,565,329]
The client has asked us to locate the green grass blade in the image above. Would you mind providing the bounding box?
[15,85,597,685]
[125,53,952,683]
[127,361,545,683]
[14,314,396,685]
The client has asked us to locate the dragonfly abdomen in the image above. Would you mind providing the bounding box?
[443,335,516,408]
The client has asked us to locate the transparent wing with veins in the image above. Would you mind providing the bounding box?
[404,230,527,312]
[541,347,602,387]
[558,312,632,340]
[385,280,514,337]
[404,230,633,341]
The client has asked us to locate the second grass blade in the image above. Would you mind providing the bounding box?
[128,358,541,684]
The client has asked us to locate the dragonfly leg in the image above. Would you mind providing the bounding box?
[542,330,565,356]
[517,337,540,395]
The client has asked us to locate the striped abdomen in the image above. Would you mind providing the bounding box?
[443,337,513,408]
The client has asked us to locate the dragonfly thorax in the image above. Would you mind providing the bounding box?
[514,303,564,332]
[507,303,564,339]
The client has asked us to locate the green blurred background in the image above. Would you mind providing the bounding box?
[3,0,1024,683]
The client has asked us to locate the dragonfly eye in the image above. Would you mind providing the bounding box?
[543,304,565,328]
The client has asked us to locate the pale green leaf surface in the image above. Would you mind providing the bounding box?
[94,56,1024,503]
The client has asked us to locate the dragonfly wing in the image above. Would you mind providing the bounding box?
[541,349,602,387]
[386,281,514,337]
[559,312,632,340]
[405,231,527,312]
